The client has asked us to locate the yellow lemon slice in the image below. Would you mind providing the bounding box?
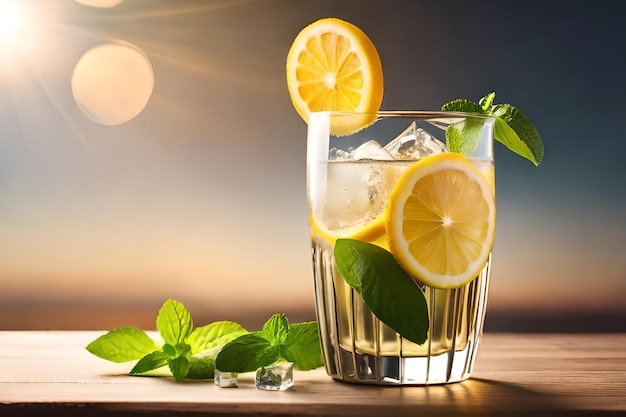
[286,18,384,135]
[310,214,387,246]
[386,153,496,289]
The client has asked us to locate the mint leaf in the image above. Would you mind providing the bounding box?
[256,344,281,367]
[441,98,484,114]
[440,99,486,155]
[162,343,192,380]
[329,241,362,292]
[86,327,160,363]
[445,118,486,156]
[215,333,271,372]
[162,343,176,357]
[186,355,216,379]
[479,92,496,111]
[216,319,324,373]
[129,351,168,375]
[262,313,289,344]
[442,92,544,165]
[168,355,191,381]
[186,321,247,354]
[175,342,191,356]
[87,298,324,380]
[156,299,193,345]
[184,322,248,379]
[334,239,429,345]
[281,322,323,370]
[491,103,543,165]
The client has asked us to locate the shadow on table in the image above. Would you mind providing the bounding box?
[288,376,574,417]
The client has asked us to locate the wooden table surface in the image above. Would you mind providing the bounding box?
[0,331,625,416]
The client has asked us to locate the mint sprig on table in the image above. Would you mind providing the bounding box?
[215,313,323,372]
[86,299,323,381]
[442,91,544,165]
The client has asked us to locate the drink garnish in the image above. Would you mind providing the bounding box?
[386,153,496,289]
[85,299,323,381]
[442,92,544,165]
[334,239,428,345]
[286,17,384,135]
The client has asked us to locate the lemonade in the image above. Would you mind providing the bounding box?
[308,112,495,384]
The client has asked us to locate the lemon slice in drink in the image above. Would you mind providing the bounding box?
[310,214,387,246]
[310,161,402,246]
[386,153,496,289]
[286,18,384,135]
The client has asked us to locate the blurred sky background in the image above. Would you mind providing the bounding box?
[1,0,624,331]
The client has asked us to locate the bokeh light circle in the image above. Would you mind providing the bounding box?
[74,0,124,8]
[71,42,154,126]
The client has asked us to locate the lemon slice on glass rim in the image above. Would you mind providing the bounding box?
[286,17,384,135]
[386,153,496,289]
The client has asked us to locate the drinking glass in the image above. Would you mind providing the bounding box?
[307,111,495,385]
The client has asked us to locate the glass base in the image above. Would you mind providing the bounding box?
[326,339,479,386]
[313,242,491,386]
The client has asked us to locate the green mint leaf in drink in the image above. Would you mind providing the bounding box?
[281,321,324,371]
[329,240,363,292]
[334,239,429,345]
[129,351,169,375]
[442,92,543,165]
[168,355,191,381]
[490,103,544,165]
[215,333,272,373]
[446,118,487,156]
[186,321,247,354]
[261,313,289,344]
[440,98,485,155]
[156,299,194,345]
[85,327,160,363]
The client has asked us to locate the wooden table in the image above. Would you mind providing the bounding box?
[0,331,625,416]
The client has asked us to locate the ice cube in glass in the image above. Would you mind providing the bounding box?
[384,121,447,159]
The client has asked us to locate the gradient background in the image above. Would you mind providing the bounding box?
[1,0,624,332]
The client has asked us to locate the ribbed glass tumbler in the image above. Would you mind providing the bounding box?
[307,111,495,385]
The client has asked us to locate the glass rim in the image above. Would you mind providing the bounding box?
[310,110,495,120]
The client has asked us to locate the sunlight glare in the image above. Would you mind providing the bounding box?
[0,1,26,48]
[0,0,46,68]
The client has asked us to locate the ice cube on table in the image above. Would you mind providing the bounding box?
[384,121,447,159]
[214,370,238,388]
[255,362,294,391]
